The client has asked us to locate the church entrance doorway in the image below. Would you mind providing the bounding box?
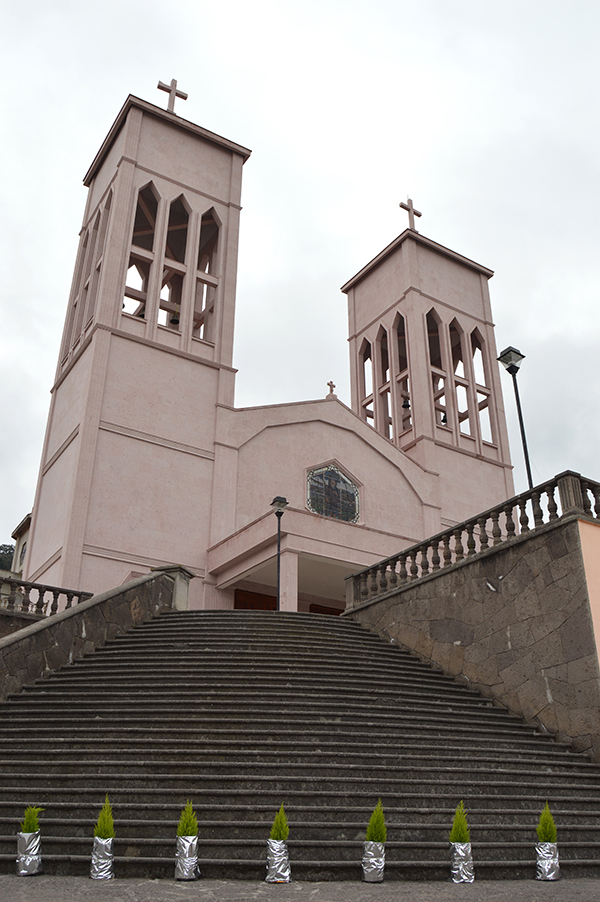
[234,589,277,611]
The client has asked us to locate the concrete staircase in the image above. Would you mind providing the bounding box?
[1,609,600,880]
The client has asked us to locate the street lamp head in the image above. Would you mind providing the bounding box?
[270,496,289,514]
[498,346,525,376]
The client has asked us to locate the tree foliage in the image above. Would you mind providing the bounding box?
[177,799,199,836]
[536,802,557,843]
[449,800,470,843]
[0,544,14,571]
[269,803,289,841]
[94,794,115,839]
[20,806,44,833]
[365,798,387,843]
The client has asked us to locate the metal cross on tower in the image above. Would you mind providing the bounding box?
[399,197,422,231]
[157,78,188,113]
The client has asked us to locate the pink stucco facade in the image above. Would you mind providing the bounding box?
[23,94,514,612]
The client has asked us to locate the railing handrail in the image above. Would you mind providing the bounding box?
[347,470,600,607]
[0,575,93,619]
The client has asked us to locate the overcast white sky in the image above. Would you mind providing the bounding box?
[2,0,600,545]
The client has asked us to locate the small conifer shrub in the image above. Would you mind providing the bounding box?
[365,799,387,843]
[536,802,557,843]
[177,800,199,837]
[269,803,289,841]
[94,795,116,839]
[449,801,470,843]
[20,806,44,833]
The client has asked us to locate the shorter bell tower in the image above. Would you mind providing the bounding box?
[342,202,514,524]
[24,88,251,597]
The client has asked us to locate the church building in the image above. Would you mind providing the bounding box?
[21,85,514,612]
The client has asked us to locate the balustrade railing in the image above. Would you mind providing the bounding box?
[348,471,600,608]
[0,575,93,618]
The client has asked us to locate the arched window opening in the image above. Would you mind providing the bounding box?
[432,374,448,426]
[307,465,359,523]
[379,329,390,383]
[165,196,189,263]
[84,194,113,328]
[456,384,472,435]
[158,269,183,329]
[478,392,493,442]
[193,280,215,341]
[396,315,411,432]
[427,311,443,369]
[131,185,158,252]
[360,341,374,426]
[471,331,487,386]
[198,209,219,273]
[123,257,150,317]
[449,320,465,377]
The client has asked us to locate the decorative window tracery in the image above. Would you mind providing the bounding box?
[307,465,360,523]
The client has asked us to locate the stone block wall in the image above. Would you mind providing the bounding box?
[0,570,178,703]
[345,515,600,761]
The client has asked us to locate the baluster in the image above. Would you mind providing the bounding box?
[491,510,502,545]
[532,491,544,528]
[360,572,369,598]
[466,523,476,556]
[454,529,464,562]
[431,540,441,571]
[409,552,419,579]
[20,585,33,613]
[369,567,379,596]
[6,581,17,612]
[477,516,489,551]
[442,533,453,566]
[581,482,593,517]
[378,562,388,593]
[64,592,75,610]
[49,590,60,615]
[399,553,408,584]
[504,504,516,538]
[420,545,430,576]
[592,487,600,519]
[518,499,530,532]
[388,557,398,588]
[547,485,558,520]
[33,588,44,615]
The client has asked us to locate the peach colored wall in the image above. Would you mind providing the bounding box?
[578,519,600,654]
[26,435,80,578]
[138,115,243,206]
[45,351,93,461]
[85,429,214,565]
[86,125,128,219]
[101,337,219,449]
[414,243,487,318]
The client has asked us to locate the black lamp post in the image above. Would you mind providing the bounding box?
[270,496,289,611]
[497,346,533,490]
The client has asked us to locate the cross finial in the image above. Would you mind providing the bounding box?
[157,78,188,114]
[399,197,422,231]
[327,381,336,395]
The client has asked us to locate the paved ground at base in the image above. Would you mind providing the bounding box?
[0,877,596,902]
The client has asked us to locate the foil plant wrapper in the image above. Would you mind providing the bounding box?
[16,831,43,876]
[362,840,385,882]
[450,841,474,883]
[90,836,114,880]
[536,842,560,880]
[265,839,291,883]
[175,834,201,880]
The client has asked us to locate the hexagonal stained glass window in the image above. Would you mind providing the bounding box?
[307,465,359,523]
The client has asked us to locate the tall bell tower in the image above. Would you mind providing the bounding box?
[24,87,251,597]
[342,200,514,524]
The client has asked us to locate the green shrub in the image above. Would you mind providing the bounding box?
[365,798,387,843]
[177,799,199,837]
[94,794,116,839]
[536,802,557,843]
[20,806,44,833]
[269,803,289,841]
[449,801,470,843]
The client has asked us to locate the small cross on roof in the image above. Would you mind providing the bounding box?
[157,78,188,114]
[399,197,422,231]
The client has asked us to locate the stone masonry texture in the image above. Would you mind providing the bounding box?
[346,517,600,761]
[0,571,176,703]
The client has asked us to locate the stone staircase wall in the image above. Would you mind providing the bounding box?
[345,515,600,761]
[0,567,190,703]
